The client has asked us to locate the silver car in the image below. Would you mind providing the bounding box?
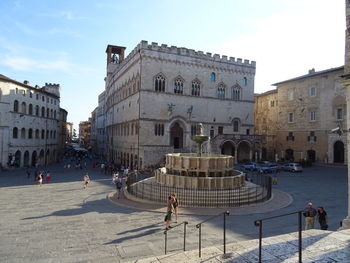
[283,163,303,172]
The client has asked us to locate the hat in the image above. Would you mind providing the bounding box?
[307,202,312,206]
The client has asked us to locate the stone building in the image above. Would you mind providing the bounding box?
[79,120,91,148]
[57,108,68,160]
[0,75,62,168]
[66,122,73,141]
[255,66,346,164]
[104,41,261,168]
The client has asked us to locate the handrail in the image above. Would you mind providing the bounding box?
[164,221,188,255]
[254,210,303,263]
[196,211,230,258]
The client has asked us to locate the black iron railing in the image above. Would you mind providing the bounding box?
[126,173,271,207]
[164,221,188,254]
[196,211,230,257]
[254,211,303,263]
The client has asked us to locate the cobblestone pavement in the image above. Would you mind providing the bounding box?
[0,162,347,262]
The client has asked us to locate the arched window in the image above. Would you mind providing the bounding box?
[242,77,247,87]
[174,78,183,94]
[50,109,53,118]
[41,107,45,117]
[41,129,45,139]
[21,128,26,139]
[28,104,33,115]
[14,100,19,112]
[217,83,225,99]
[191,80,200,96]
[210,72,216,82]
[35,105,39,116]
[232,85,242,100]
[21,102,26,114]
[233,119,240,132]
[35,129,39,139]
[13,127,18,138]
[28,128,33,139]
[154,74,165,92]
[46,108,50,118]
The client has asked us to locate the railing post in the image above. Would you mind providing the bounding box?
[298,211,302,263]
[223,211,228,254]
[254,220,263,263]
[198,225,201,257]
[164,230,167,255]
[184,221,188,251]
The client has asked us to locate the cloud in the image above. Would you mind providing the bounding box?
[38,10,86,20]
[2,56,71,72]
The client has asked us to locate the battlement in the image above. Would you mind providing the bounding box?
[42,82,60,97]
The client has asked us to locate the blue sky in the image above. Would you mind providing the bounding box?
[0,0,345,130]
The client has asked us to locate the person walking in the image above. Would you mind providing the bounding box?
[37,173,43,187]
[83,173,90,189]
[115,178,123,199]
[317,206,328,230]
[46,171,51,184]
[303,202,317,230]
[164,195,175,230]
[172,193,179,223]
[272,170,278,185]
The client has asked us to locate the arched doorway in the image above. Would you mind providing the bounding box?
[31,151,37,167]
[334,141,345,163]
[170,122,184,149]
[285,149,294,161]
[23,151,30,167]
[307,150,316,162]
[14,150,21,167]
[237,141,251,162]
[221,141,235,156]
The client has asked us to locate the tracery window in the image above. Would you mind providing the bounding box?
[232,85,241,100]
[191,80,200,96]
[154,74,165,92]
[217,83,225,99]
[174,78,183,94]
[154,123,164,136]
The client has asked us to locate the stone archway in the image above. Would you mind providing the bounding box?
[334,141,345,163]
[170,122,184,149]
[23,151,30,167]
[14,150,21,167]
[237,141,251,162]
[221,141,235,156]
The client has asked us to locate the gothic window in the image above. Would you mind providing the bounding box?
[28,128,33,139]
[41,129,45,139]
[154,74,165,92]
[232,85,241,100]
[14,100,19,112]
[46,108,50,118]
[191,80,200,96]
[210,72,216,82]
[21,102,26,114]
[41,107,45,117]
[217,83,225,99]
[242,77,247,87]
[174,78,183,94]
[35,129,39,139]
[154,123,164,136]
[29,104,33,115]
[13,127,18,138]
[21,128,26,139]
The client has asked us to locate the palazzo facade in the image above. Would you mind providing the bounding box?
[104,41,260,168]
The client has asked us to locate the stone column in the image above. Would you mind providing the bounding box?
[341,0,350,229]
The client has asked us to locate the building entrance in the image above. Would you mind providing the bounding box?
[170,122,183,149]
[334,141,345,163]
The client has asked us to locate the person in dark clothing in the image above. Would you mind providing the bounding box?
[317,206,328,230]
[303,202,317,230]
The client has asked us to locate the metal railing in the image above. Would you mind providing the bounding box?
[254,211,303,263]
[127,173,272,207]
[196,211,230,257]
[164,221,188,255]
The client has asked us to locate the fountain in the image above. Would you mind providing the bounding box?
[126,123,271,207]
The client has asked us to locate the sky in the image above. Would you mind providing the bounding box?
[0,0,345,130]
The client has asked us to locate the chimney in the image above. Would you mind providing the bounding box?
[23,80,29,85]
[308,68,315,74]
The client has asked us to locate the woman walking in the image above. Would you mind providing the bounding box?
[164,195,174,230]
[317,206,328,230]
[172,193,179,223]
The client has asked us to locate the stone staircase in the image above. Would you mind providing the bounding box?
[127,229,350,263]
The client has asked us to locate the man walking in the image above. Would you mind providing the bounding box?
[303,202,317,230]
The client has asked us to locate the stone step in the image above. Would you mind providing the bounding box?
[127,229,350,263]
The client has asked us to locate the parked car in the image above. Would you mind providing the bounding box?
[257,162,280,174]
[241,162,258,171]
[282,163,303,172]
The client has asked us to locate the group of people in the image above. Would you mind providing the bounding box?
[303,202,328,230]
[164,194,179,230]
[26,169,51,186]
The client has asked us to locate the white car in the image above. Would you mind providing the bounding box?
[283,163,303,172]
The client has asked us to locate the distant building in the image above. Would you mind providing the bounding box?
[79,120,91,148]
[66,122,73,141]
[90,91,106,158]
[58,108,68,159]
[0,74,62,168]
[104,41,259,168]
[255,66,345,164]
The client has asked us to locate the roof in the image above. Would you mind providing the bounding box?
[255,89,277,97]
[272,66,344,86]
[0,73,60,98]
